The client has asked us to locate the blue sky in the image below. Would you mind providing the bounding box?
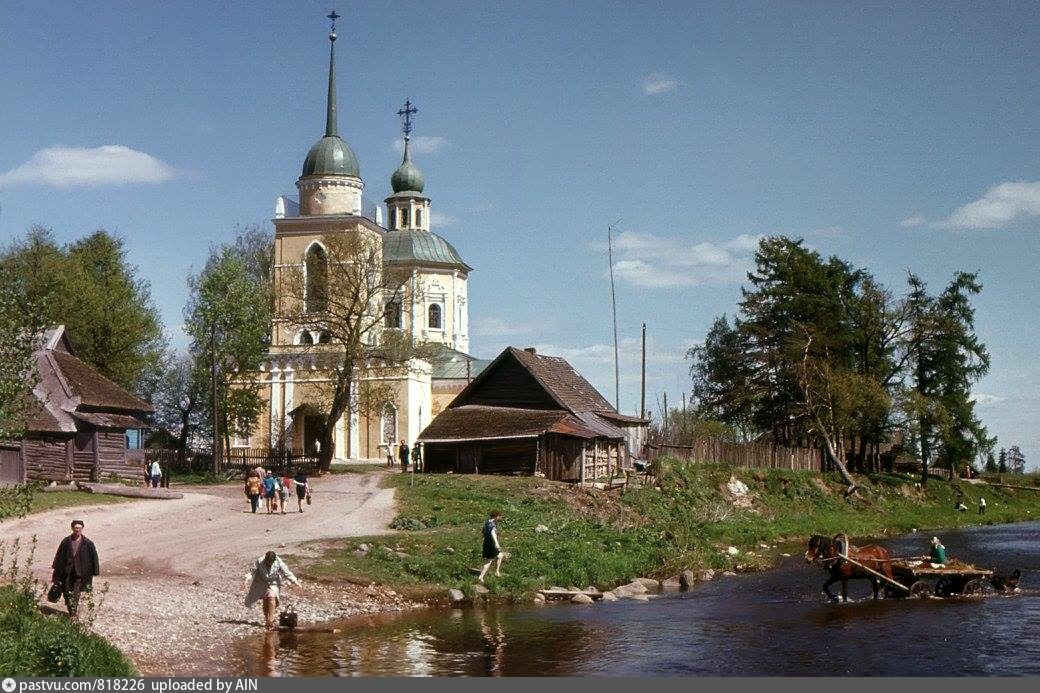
[1,1,1038,468]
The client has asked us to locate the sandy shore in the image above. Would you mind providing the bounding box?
[2,469,415,676]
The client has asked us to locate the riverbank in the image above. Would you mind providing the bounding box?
[299,461,1037,603]
[1,470,416,676]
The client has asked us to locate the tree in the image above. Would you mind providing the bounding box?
[997,447,1008,473]
[0,227,165,395]
[1006,445,1027,475]
[0,281,46,441]
[149,352,208,460]
[282,232,430,471]
[184,246,272,462]
[984,451,997,473]
[687,316,757,440]
[904,272,991,484]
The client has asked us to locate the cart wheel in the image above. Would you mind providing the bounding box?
[960,579,985,596]
[909,581,932,599]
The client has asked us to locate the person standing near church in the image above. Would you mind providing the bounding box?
[398,440,410,472]
[51,520,100,619]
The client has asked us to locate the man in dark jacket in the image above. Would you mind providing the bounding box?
[51,519,100,618]
[398,440,410,472]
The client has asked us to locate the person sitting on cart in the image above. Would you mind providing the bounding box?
[928,536,948,568]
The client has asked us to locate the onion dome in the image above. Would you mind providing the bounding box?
[390,138,425,193]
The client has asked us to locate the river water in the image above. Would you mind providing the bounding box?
[230,522,1039,676]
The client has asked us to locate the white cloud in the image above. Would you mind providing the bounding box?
[643,72,679,95]
[899,215,925,228]
[602,231,761,287]
[932,181,1040,229]
[429,210,458,228]
[972,393,1005,407]
[0,145,176,188]
[392,136,449,155]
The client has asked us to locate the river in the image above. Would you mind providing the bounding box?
[230,522,1039,676]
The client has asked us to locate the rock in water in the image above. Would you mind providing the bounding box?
[634,577,661,590]
[571,593,594,604]
[448,589,465,603]
[533,593,546,604]
[601,591,618,602]
[661,576,682,591]
[473,584,490,595]
[623,581,649,595]
[679,570,697,591]
[698,569,716,582]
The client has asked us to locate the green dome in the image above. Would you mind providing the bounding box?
[383,229,470,270]
[391,158,424,193]
[302,135,360,178]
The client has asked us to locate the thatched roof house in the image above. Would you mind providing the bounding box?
[0,326,153,486]
[418,347,647,482]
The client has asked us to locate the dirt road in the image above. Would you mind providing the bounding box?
[2,469,411,675]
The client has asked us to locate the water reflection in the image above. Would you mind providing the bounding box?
[231,522,1039,676]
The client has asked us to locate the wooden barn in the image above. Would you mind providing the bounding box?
[417,347,647,482]
[0,326,153,486]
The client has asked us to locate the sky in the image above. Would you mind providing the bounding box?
[1,1,1038,469]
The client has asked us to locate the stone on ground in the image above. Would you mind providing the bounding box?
[571,593,594,604]
[448,588,465,603]
[680,570,697,591]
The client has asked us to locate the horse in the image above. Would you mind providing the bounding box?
[805,534,895,603]
[990,569,1021,593]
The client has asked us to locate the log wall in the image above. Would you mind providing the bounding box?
[24,436,73,483]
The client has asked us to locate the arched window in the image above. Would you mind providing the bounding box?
[428,303,442,329]
[415,209,423,228]
[385,300,402,328]
[298,330,314,345]
[381,403,397,445]
[305,244,328,313]
[400,208,410,229]
[316,331,332,344]
[388,208,396,229]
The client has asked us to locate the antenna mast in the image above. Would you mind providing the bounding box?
[607,220,622,411]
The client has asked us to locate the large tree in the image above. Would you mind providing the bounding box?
[184,245,272,461]
[0,227,165,395]
[0,281,46,441]
[282,232,430,471]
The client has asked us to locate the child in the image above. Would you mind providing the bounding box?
[477,510,504,584]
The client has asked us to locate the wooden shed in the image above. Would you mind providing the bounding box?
[418,347,648,482]
[2,326,153,485]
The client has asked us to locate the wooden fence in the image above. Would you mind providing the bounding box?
[145,448,319,476]
[646,438,824,472]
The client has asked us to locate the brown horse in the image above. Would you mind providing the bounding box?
[805,534,895,602]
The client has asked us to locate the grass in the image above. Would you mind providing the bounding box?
[296,461,1039,602]
[0,538,137,676]
[26,490,132,516]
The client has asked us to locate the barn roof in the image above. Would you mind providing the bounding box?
[418,405,607,443]
[24,326,152,436]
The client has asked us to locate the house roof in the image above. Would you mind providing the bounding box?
[418,405,606,443]
[428,344,491,380]
[25,326,152,436]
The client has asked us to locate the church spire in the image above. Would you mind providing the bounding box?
[390,99,425,195]
[325,10,340,138]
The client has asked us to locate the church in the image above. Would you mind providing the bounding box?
[240,16,487,461]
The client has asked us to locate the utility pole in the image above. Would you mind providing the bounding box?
[640,323,646,420]
[662,392,669,441]
[607,220,621,411]
[210,328,220,475]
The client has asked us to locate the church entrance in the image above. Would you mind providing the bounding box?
[303,415,324,456]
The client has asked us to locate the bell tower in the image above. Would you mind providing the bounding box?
[296,10,364,216]
[385,99,431,231]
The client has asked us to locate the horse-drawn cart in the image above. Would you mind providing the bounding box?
[887,560,993,598]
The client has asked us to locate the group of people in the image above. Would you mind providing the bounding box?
[244,467,310,514]
[953,496,986,514]
[143,459,168,488]
[385,440,422,472]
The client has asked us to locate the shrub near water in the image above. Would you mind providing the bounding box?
[0,539,136,676]
[303,462,1037,601]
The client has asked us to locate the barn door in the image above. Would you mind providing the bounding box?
[73,430,97,482]
[0,445,24,486]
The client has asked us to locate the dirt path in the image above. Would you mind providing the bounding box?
[2,469,414,675]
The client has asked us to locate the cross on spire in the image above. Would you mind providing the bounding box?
[327,10,340,33]
[397,99,418,139]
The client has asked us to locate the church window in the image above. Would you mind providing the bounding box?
[389,208,396,229]
[401,208,410,229]
[298,331,314,345]
[305,244,328,313]
[415,209,423,227]
[316,331,332,344]
[428,303,442,330]
[385,300,402,328]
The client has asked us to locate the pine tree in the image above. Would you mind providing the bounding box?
[997,448,1008,473]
